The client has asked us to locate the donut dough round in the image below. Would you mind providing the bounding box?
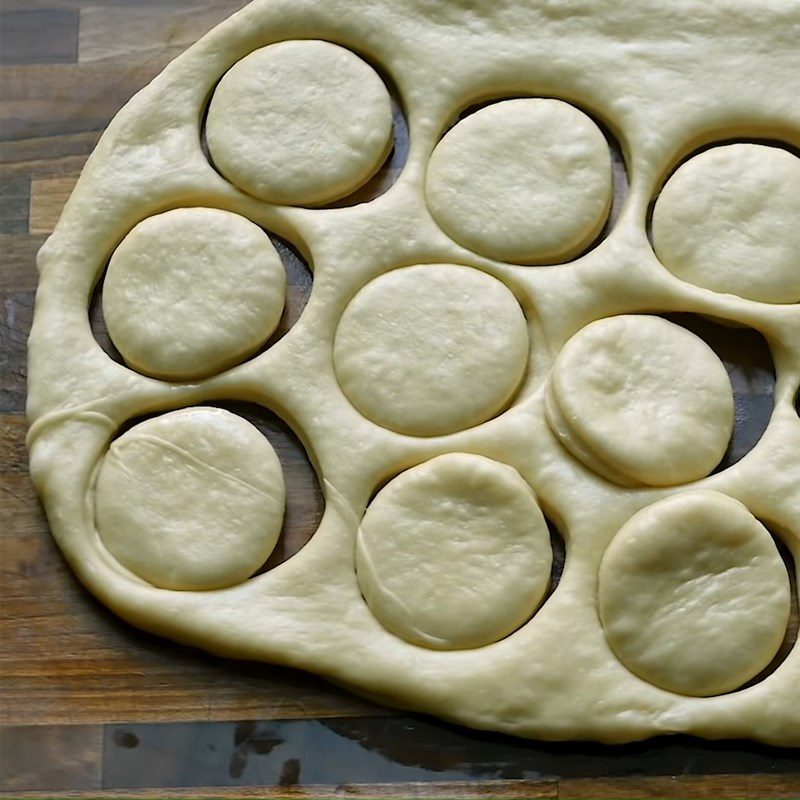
[652,144,800,304]
[599,491,791,697]
[333,264,529,436]
[425,98,613,264]
[103,208,286,381]
[95,407,286,591]
[206,40,394,206]
[546,315,734,486]
[356,453,553,650]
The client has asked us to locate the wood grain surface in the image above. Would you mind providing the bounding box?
[1,2,798,797]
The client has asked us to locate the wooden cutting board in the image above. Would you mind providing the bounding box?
[1,2,799,796]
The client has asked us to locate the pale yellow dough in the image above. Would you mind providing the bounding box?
[425,98,613,264]
[103,207,285,380]
[599,491,790,697]
[333,264,528,436]
[652,144,800,304]
[206,40,393,205]
[546,315,734,487]
[26,0,800,746]
[95,407,285,591]
[356,453,552,650]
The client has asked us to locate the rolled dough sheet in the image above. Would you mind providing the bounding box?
[26,0,800,745]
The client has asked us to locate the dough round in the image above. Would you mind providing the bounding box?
[206,40,394,206]
[546,315,734,486]
[333,264,528,436]
[95,407,286,590]
[425,98,612,264]
[356,453,553,650]
[599,491,791,697]
[652,144,800,304]
[103,208,286,381]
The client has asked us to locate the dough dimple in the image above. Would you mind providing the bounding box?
[356,453,553,650]
[206,40,394,206]
[599,491,791,697]
[546,315,734,486]
[652,144,800,304]
[425,98,613,264]
[103,208,286,381]
[95,407,286,591]
[333,264,529,437]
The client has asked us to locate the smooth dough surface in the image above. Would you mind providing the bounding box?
[95,407,285,590]
[599,491,791,697]
[546,315,734,486]
[206,40,393,205]
[26,0,800,746]
[333,264,528,436]
[652,144,800,304]
[425,98,612,264]
[103,208,286,380]
[356,453,553,650]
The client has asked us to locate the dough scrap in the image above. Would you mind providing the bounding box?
[425,98,612,264]
[356,453,553,650]
[546,315,735,487]
[26,0,800,746]
[599,491,791,697]
[333,264,528,437]
[652,144,800,304]
[206,40,394,205]
[95,407,285,591]
[103,208,286,381]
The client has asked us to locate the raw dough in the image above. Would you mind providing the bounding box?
[652,144,800,304]
[95,407,285,591]
[26,0,800,746]
[333,264,528,436]
[103,208,286,380]
[356,453,553,650]
[546,315,734,486]
[206,40,394,205]
[425,98,612,264]
[599,491,791,697]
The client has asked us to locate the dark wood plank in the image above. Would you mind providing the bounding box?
[0,176,30,234]
[0,294,32,414]
[0,235,45,293]
[0,9,79,66]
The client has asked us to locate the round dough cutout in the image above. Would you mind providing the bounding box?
[356,453,553,650]
[599,491,791,696]
[95,406,286,590]
[334,264,529,436]
[652,143,800,304]
[425,98,613,264]
[206,40,394,205]
[103,208,286,381]
[546,315,734,486]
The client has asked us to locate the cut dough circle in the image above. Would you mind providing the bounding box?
[333,264,528,437]
[546,315,734,486]
[599,491,791,697]
[356,453,553,650]
[206,40,394,205]
[652,143,800,304]
[425,98,613,264]
[103,208,286,381]
[95,406,286,591]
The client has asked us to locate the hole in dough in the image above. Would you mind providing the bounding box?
[425,98,613,265]
[356,453,553,650]
[658,312,775,473]
[205,40,394,206]
[651,142,800,304]
[95,406,286,591]
[333,264,529,437]
[545,314,734,487]
[598,491,792,697]
[102,208,286,381]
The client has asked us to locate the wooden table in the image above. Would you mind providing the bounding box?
[1,2,799,796]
